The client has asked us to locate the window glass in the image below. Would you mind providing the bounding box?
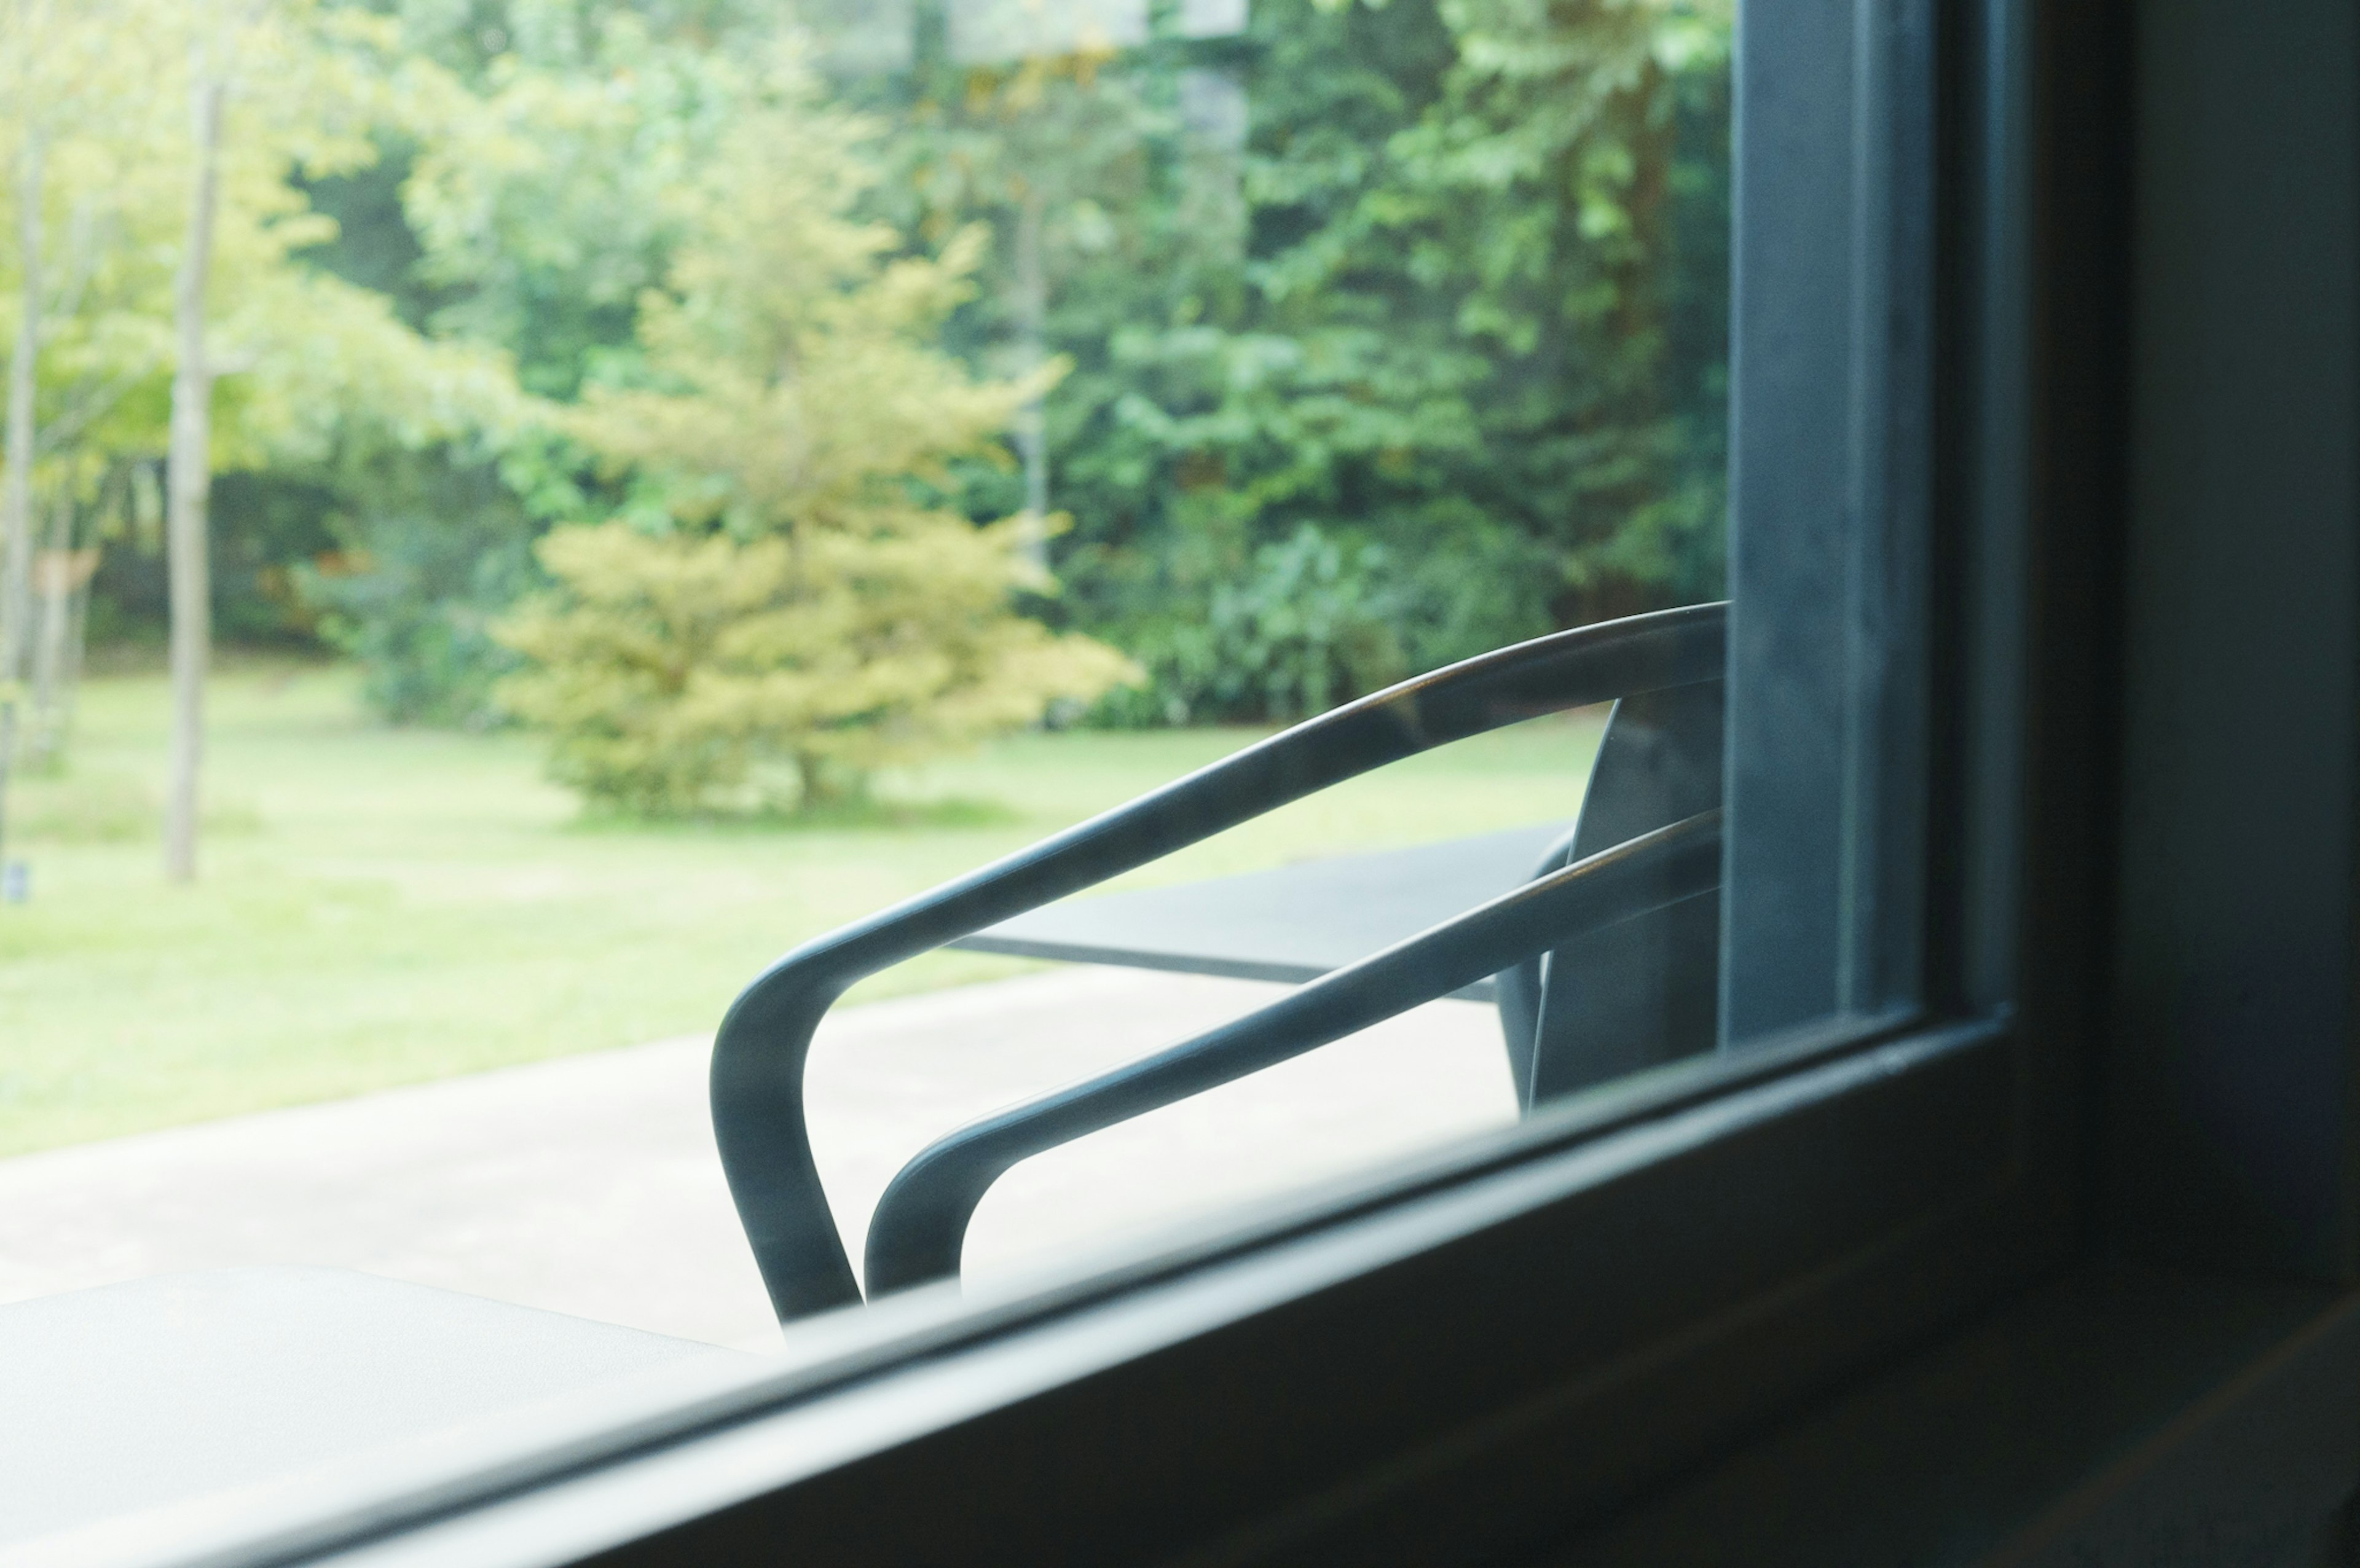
[767,0,1749,1305]
[0,0,1943,1545]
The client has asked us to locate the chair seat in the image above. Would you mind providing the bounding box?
[948,821,1574,1001]
[0,1267,743,1546]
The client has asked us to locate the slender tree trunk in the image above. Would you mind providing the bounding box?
[1,136,39,684]
[60,541,89,756]
[1012,185,1049,570]
[0,128,46,884]
[31,493,71,766]
[165,69,226,883]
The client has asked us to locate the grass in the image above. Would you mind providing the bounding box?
[0,662,1605,1157]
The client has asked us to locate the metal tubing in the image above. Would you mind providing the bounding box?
[863,812,1724,1299]
[712,603,1726,1322]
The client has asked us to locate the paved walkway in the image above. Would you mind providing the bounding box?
[0,971,1515,1350]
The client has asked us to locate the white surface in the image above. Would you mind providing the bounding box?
[0,1267,734,1546]
[0,970,1516,1350]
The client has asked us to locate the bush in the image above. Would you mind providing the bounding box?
[497,521,1135,815]
[299,506,535,727]
[1089,513,1557,726]
[290,449,543,727]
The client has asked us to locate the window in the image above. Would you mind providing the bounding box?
[15,0,2360,1561]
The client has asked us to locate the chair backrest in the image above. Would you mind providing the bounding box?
[1494,677,1726,1108]
[713,603,1728,1319]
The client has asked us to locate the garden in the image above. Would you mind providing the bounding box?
[0,658,1602,1153]
[0,0,1726,1151]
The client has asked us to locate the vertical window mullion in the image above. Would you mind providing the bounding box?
[1724,0,1935,1045]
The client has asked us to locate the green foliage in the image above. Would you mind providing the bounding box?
[395,15,736,399]
[4,0,538,704]
[295,453,536,725]
[301,514,530,729]
[868,0,1731,722]
[15,0,1731,743]
[1091,513,1556,725]
[498,520,1134,813]
[255,1,816,721]
[495,53,1135,814]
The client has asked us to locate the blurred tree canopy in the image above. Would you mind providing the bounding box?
[2,0,1730,744]
[0,0,521,777]
[867,0,1731,721]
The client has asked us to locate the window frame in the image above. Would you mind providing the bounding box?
[46,0,2167,1561]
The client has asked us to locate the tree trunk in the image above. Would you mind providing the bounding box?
[31,494,72,767]
[1,135,39,687]
[0,128,46,881]
[165,69,227,883]
[794,751,865,813]
[60,543,90,758]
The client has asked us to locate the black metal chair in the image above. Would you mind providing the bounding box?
[710,603,1728,1323]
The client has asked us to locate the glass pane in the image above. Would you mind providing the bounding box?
[0,0,1942,1543]
[769,0,1744,1307]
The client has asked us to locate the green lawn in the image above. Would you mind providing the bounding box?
[0,663,1604,1156]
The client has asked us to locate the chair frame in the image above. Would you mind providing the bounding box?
[711,602,1726,1322]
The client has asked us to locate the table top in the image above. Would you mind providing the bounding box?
[947,821,1574,1003]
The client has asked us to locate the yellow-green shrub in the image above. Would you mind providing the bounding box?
[494,49,1134,813]
[498,520,1133,813]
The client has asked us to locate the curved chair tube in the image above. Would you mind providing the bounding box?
[863,811,1723,1299]
[711,603,1726,1322]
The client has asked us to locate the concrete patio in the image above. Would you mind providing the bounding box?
[0,970,1516,1350]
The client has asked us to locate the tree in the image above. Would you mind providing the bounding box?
[150,0,522,877]
[27,482,101,761]
[162,4,235,882]
[1,45,43,881]
[283,1,770,726]
[898,44,1178,565]
[854,0,1731,723]
[496,52,1134,813]
[3,49,41,773]
[0,0,146,876]
[6,0,1730,766]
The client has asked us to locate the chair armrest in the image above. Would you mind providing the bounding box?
[712,602,1726,1322]
[862,811,1722,1299]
